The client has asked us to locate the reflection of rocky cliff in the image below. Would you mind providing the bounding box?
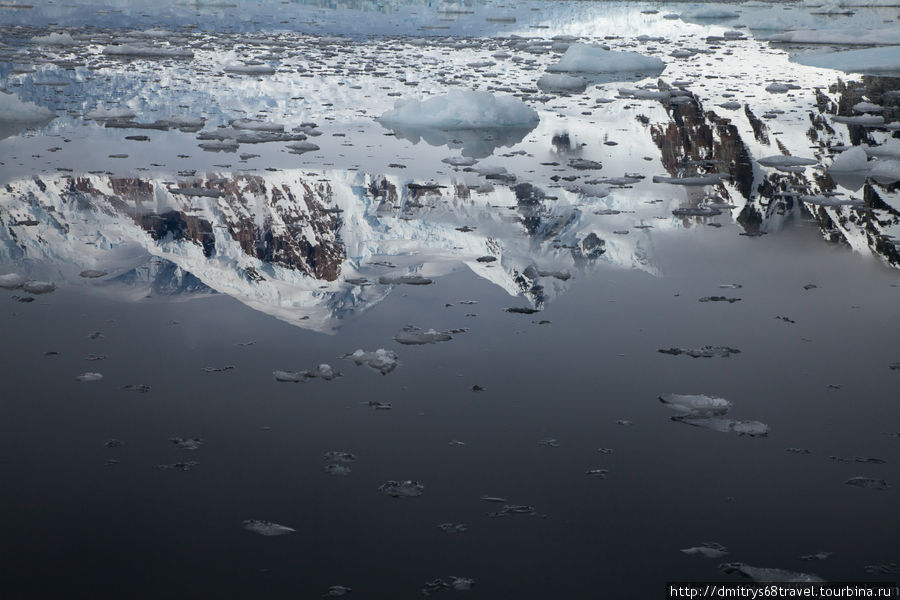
[0,169,653,331]
[641,76,899,268]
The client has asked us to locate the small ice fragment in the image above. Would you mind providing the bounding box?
[123,384,151,393]
[378,480,424,497]
[0,273,26,289]
[325,463,351,476]
[75,372,103,382]
[242,519,295,536]
[699,296,740,303]
[658,394,732,416]
[202,365,234,372]
[79,270,107,278]
[169,437,204,450]
[800,552,833,561]
[322,586,352,597]
[658,346,741,358]
[719,563,824,583]
[394,328,452,345]
[22,281,56,294]
[480,495,507,503]
[346,349,398,375]
[653,174,728,186]
[757,155,818,168]
[155,461,198,471]
[844,477,889,491]
[104,439,124,448]
[586,469,608,477]
[438,523,468,533]
[681,543,728,558]
[538,438,560,447]
[273,364,339,383]
[286,141,320,153]
[568,158,603,170]
[505,307,540,314]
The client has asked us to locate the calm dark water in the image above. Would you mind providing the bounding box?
[1,0,899,597]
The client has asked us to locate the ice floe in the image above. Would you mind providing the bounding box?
[547,43,665,74]
[378,89,539,130]
[345,349,399,375]
[242,519,295,536]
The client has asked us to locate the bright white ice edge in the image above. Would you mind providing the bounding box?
[0,92,55,123]
[547,43,665,74]
[793,47,900,74]
[378,89,539,130]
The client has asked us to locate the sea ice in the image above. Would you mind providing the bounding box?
[242,519,295,536]
[378,480,424,497]
[658,394,732,416]
[719,563,823,583]
[345,349,399,375]
[394,327,453,345]
[75,372,103,382]
[547,43,665,74]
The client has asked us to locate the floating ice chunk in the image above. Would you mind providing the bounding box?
[672,207,722,217]
[103,44,193,58]
[865,139,900,159]
[480,495,507,503]
[659,394,732,416]
[442,156,478,167]
[199,140,239,151]
[653,174,727,186]
[378,89,539,130]
[699,296,740,303]
[674,416,769,437]
[323,586,352,597]
[757,155,818,168]
[79,270,107,278]
[845,477,889,490]
[537,73,587,93]
[538,438,560,448]
[394,326,453,345]
[586,469,608,477]
[346,349,398,375]
[767,27,900,46]
[719,563,823,583]
[794,46,900,73]
[156,461,199,471]
[438,523,468,533]
[799,195,863,207]
[378,480,424,497]
[658,346,741,358]
[765,83,796,93]
[0,91,54,123]
[123,384,151,393]
[833,114,884,126]
[325,464,351,476]
[0,273,26,289]
[202,365,234,372]
[869,159,900,183]
[828,146,868,172]
[231,119,284,132]
[718,101,742,110]
[169,437,204,450]
[324,451,356,463]
[853,102,883,113]
[487,504,537,518]
[800,552,833,561]
[273,364,339,382]
[422,577,474,595]
[76,372,103,382]
[568,158,603,170]
[378,273,433,285]
[286,141,320,153]
[681,542,728,558]
[31,32,78,46]
[548,43,665,74]
[242,519,295,536]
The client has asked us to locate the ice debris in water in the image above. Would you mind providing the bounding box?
[487,504,537,518]
[345,349,398,375]
[155,461,198,471]
[202,365,234,372]
[699,296,741,303]
[123,384,151,393]
[103,44,193,59]
[75,372,103,382]
[324,451,357,464]
[844,477,889,491]
[537,73,587,93]
[800,552,833,561]
[242,519,295,536]
[681,542,729,558]
[322,586,352,597]
[585,469,608,477]
[169,437,204,450]
[378,89,539,129]
[659,394,732,416]
[547,43,665,74]
[653,174,729,186]
[538,438,560,447]
[719,563,824,583]
[378,480,424,498]
[658,346,741,358]
[660,394,768,437]
[273,364,339,382]
[22,281,56,294]
[438,523,468,533]
[104,439,124,448]
[79,270,107,278]
[394,326,453,345]
[325,464,351,476]
[422,576,474,595]
[0,273,26,289]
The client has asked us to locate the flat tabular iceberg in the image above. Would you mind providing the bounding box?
[794,47,900,74]
[548,43,665,74]
[378,89,539,129]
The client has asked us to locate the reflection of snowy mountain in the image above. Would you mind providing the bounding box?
[0,169,661,332]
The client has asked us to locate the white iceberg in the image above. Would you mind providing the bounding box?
[547,43,665,74]
[794,47,900,74]
[378,89,539,130]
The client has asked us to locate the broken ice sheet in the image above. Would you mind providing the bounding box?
[273,364,339,382]
[394,326,453,345]
[719,563,824,583]
[681,542,729,558]
[242,519,295,536]
[345,349,398,375]
[378,480,424,498]
[169,437,204,450]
